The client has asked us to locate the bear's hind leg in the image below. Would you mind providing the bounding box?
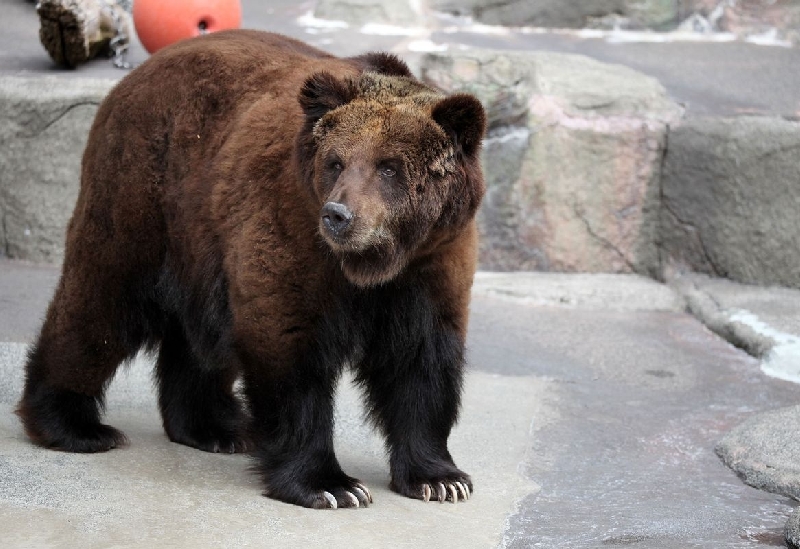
[17,284,134,452]
[155,323,249,453]
[17,380,126,453]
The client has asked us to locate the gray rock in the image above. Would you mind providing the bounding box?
[660,117,800,290]
[716,405,800,500]
[421,49,683,273]
[787,506,800,549]
[430,0,680,29]
[671,272,800,383]
[0,76,115,262]
[431,0,624,28]
[714,0,800,44]
[314,0,423,27]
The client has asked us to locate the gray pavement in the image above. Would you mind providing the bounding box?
[2,259,800,548]
[2,0,800,117]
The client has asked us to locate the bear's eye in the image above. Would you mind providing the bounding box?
[379,166,397,179]
[329,160,344,172]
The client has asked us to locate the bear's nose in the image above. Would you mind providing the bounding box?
[321,202,353,236]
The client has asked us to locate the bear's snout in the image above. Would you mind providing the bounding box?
[321,201,353,238]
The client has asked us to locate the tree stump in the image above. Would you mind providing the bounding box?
[37,0,130,67]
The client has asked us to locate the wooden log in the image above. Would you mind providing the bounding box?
[37,0,130,67]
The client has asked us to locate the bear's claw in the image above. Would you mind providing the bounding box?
[352,484,372,504]
[421,481,470,503]
[313,482,373,509]
[322,491,338,509]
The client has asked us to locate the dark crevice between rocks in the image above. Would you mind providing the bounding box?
[20,101,100,139]
[656,121,724,280]
[661,202,724,278]
[655,122,670,281]
[1,209,8,258]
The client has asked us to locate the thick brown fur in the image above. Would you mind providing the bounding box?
[17,30,486,509]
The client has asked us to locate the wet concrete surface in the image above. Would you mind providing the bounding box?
[470,296,799,547]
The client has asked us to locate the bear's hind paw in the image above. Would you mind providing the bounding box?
[168,430,250,454]
[40,423,128,453]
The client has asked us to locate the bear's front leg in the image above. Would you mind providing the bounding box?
[238,344,372,509]
[356,288,472,504]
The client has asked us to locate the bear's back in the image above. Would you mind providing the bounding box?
[95,31,350,145]
[69,32,360,282]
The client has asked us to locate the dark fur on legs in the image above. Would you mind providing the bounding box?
[16,286,135,453]
[355,282,472,502]
[17,31,483,508]
[246,370,372,509]
[156,321,249,453]
[17,380,127,453]
[240,290,374,509]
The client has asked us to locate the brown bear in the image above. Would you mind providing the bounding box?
[17,30,486,509]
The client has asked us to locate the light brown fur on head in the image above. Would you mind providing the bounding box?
[298,72,485,287]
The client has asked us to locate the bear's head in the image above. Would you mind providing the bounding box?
[296,71,486,287]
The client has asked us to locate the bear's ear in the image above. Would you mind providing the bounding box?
[298,72,357,124]
[349,52,413,78]
[432,94,487,158]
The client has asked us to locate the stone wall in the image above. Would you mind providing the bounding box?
[660,117,800,289]
[0,77,114,262]
[430,0,680,30]
[422,50,683,275]
[315,0,800,43]
[2,53,799,290]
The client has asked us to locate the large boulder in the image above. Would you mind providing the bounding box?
[0,76,115,262]
[714,0,800,44]
[421,50,683,273]
[660,117,800,289]
[429,0,680,29]
[716,405,800,500]
[313,0,423,27]
[311,0,684,30]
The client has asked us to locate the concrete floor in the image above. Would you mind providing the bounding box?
[1,260,799,548]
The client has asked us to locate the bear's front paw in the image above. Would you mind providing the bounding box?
[307,481,373,509]
[392,474,472,504]
[265,476,373,509]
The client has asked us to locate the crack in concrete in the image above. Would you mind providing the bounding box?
[19,101,100,139]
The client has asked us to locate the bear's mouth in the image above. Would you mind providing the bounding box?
[318,215,405,286]
[332,243,406,287]
[319,216,392,251]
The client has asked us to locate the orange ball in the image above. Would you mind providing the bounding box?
[133,0,242,54]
